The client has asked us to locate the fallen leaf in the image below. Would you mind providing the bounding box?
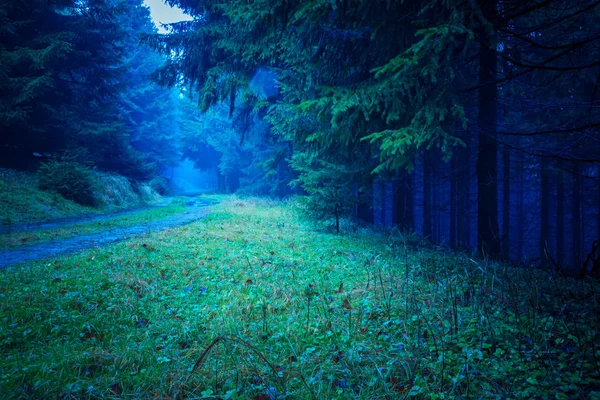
[343,299,352,310]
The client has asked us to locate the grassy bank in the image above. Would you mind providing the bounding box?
[0,197,598,399]
[0,169,161,227]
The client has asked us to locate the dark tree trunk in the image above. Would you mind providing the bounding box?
[381,182,387,226]
[572,164,582,268]
[540,160,550,264]
[393,173,414,231]
[476,0,501,257]
[436,162,442,244]
[597,166,600,243]
[516,152,525,261]
[406,173,414,231]
[450,154,458,249]
[423,152,432,238]
[556,167,565,266]
[356,184,373,224]
[335,203,340,234]
[457,134,471,250]
[502,146,510,259]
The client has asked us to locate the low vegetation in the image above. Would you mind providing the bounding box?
[0,197,598,399]
[0,168,162,227]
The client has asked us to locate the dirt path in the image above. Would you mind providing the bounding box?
[0,197,216,268]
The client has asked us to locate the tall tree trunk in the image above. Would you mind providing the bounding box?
[436,162,442,244]
[556,166,565,266]
[380,182,387,226]
[450,154,458,249]
[572,164,582,269]
[356,184,373,224]
[597,165,600,243]
[406,173,414,231]
[540,160,550,264]
[393,173,414,231]
[476,0,501,257]
[516,152,525,261]
[502,146,510,259]
[423,152,432,238]
[458,133,471,250]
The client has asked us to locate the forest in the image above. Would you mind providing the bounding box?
[1,0,600,398]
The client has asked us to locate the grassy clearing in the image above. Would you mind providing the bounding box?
[0,197,598,399]
[0,201,187,250]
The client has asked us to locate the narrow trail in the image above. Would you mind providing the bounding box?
[0,197,217,268]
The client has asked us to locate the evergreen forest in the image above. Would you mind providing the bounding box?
[1,0,600,398]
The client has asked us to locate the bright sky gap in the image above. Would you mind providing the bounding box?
[143,0,192,33]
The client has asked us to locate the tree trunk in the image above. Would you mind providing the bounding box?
[393,173,413,231]
[423,152,432,238]
[597,165,600,244]
[572,163,582,269]
[406,173,414,231]
[380,182,387,226]
[476,0,501,257]
[556,166,565,266]
[502,146,510,259]
[540,159,550,264]
[450,154,458,249]
[458,134,471,250]
[356,184,373,224]
[516,152,525,261]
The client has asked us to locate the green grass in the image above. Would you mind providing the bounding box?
[0,170,100,226]
[0,197,599,399]
[0,201,187,250]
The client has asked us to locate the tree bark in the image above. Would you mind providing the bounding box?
[450,153,458,249]
[572,163,582,269]
[476,0,501,257]
[502,146,510,259]
[423,152,432,238]
[556,166,565,266]
[393,173,414,231]
[458,134,471,250]
[540,159,550,264]
[516,152,525,261]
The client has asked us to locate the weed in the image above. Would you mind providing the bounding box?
[0,196,598,398]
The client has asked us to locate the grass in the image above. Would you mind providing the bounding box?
[0,196,599,399]
[0,169,100,226]
[0,168,163,227]
[0,201,187,250]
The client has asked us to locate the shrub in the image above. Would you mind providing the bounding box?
[148,176,170,195]
[38,160,95,205]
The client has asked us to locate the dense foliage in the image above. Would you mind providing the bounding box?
[0,0,182,180]
[38,159,95,205]
[147,0,600,269]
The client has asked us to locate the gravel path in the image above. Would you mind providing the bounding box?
[0,197,216,268]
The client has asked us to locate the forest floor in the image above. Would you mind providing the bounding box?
[0,196,218,267]
[0,196,599,399]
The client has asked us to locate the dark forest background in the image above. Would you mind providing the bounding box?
[1,0,599,273]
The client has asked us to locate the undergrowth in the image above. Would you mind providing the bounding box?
[0,168,163,227]
[0,169,95,226]
[0,197,598,399]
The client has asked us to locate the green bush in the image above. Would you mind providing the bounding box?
[148,176,170,195]
[38,160,95,205]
